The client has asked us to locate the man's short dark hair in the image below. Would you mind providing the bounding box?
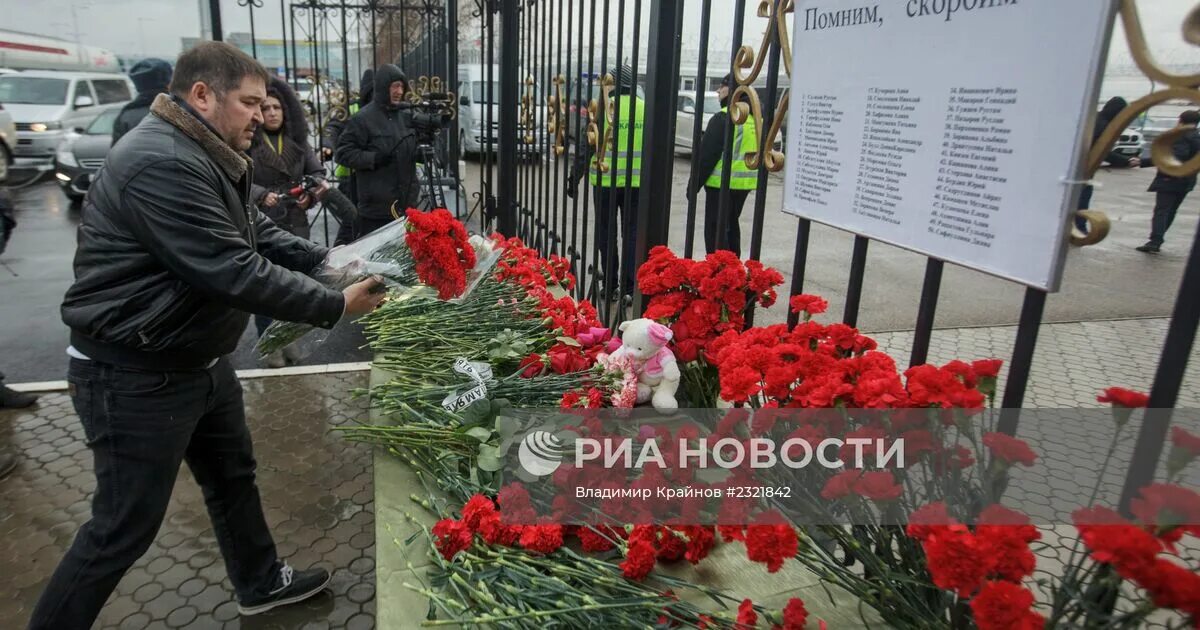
[169,41,270,98]
[1180,110,1200,126]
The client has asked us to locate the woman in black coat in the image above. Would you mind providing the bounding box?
[248,77,328,241]
[247,77,329,366]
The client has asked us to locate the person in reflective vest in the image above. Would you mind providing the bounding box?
[567,64,644,299]
[688,73,757,256]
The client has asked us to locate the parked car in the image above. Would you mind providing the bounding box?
[0,70,133,169]
[0,100,15,183]
[1111,126,1144,163]
[1136,115,1178,161]
[54,107,117,203]
[457,64,546,158]
[675,90,720,155]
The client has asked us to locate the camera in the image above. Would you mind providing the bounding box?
[400,93,455,142]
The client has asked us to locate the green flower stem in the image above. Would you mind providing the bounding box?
[418,601,663,626]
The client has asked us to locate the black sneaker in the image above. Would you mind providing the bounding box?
[238,564,331,616]
[1135,243,1161,253]
[0,385,38,409]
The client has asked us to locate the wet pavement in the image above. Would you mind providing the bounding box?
[0,370,376,629]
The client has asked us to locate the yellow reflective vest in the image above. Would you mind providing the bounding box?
[706,106,758,190]
[333,102,361,178]
[590,95,645,188]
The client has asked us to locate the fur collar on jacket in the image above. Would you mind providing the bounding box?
[149,93,250,182]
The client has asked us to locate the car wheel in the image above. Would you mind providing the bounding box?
[65,189,85,205]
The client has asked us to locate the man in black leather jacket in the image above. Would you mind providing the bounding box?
[334,64,419,240]
[30,42,384,629]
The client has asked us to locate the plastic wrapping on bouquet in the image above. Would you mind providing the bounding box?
[254,222,506,362]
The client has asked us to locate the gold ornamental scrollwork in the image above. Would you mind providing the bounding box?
[727,0,793,173]
[586,73,617,174]
[400,75,457,121]
[1074,0,1200,246]
[548,74,567,156]
[520,75,536,144]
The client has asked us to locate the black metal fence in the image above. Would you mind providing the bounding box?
[214,0,1199,516]
[218,0,464,243]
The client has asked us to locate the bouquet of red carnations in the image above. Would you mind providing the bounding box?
[256,208,500,359]
[637,246,784,406]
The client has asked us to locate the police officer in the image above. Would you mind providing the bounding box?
[688,74,757,256]
[568,64,644,299]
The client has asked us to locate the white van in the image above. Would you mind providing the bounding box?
[0,70,134,168]
[457,64,545,158]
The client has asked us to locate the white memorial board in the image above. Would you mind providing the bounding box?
[782,0,1118,290]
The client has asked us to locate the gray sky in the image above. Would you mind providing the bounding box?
[0,0,1196,71]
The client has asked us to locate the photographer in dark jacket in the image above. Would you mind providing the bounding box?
[32,42,384,629]
[334,64,419,240]
[111,58,172,146]
[1136,109,1200,253]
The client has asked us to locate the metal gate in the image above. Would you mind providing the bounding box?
[213,0,1199,514]
[217,0,464,243]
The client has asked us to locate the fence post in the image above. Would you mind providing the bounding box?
[496,0,519,236]
[633,0,684,314]
[209,0,224,41]
[447,0,460,180]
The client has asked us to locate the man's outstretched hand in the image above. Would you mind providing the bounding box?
[343,276,387,316]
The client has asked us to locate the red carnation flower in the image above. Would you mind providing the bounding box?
[518,353,545,378]
[478,513,522,547]
[922,527,990,596]
[820,469,862,500]
[971,359,1003,379]
[431,518,473,561]
[1097,386,1150,408]
[1129,483,1200,535]
[744,521,798,573]
[497,483,536,523]
[982,432,1037,467]
[977,505,1040,582]
[619,536,657,580]
[1170,426,1200,456]
[780,597,809,630]
[578,525,617,552]
[970,581,1045,630]
[681,525,716,565]
[460,494,497,532]
[852,470,903,502]
[736,599,758,628]
[789,294,828,317]
[518,524,564,554]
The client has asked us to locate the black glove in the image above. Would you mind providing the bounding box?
[373,151,393,169]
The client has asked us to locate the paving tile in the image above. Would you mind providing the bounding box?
[0,372,376,629]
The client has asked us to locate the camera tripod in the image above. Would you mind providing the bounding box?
[414,138,447,211]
